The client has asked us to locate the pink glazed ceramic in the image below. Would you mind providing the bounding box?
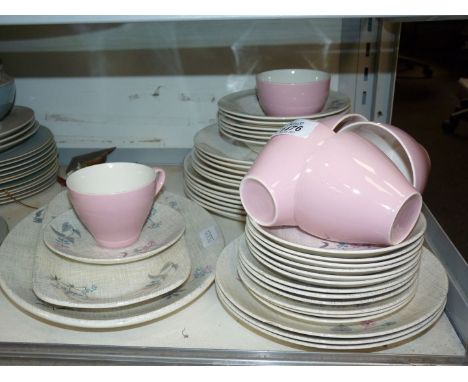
[336,121,431,193]
[295,131,422,245]
[66,162,166,249]
[256,69,331,117]
[240,119,335,226]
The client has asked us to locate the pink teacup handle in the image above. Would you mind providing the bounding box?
[153,167,166,196]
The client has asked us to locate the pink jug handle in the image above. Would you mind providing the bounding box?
[153,167,166,195]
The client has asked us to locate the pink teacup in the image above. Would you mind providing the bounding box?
[256,69,331,117]
[319,113,368,130]
[240,119,335,226]
[295,131,422,245]
[335,121,431,193]
[66,162,166,249]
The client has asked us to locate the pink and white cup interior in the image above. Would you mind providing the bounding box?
[256,69,331,117]
[66,162,166,249]
[335,121,431,193]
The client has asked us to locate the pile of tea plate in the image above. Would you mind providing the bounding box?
[0,190,225,329]
[183,88,351,221]
[215,214,449,350]
[0,106,58,204]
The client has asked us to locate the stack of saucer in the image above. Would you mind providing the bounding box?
[215,214,449,350]
[0,106,58,204]
[0,190,224,328]
[183,124,258,221]
[217,89,351,152]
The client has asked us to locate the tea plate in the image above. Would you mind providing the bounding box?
[247,214,426,257]
[184,176,243,207]
[249,239,421,287]
[183,154,240,196]
[194,124,257,165]
[239,239,421,296]
[190,152,241,187]
[0,119,36,145]
[0,106,35,138]
[246,219,424,268]
[219,125,268,147]
[217,286,445,349]
[215,237,447,338]
[238,260,418,313]
[218,113,280,132]
[43,203,186,265]
[239,248,419,301]
[194,149,248,176]
[194,148,251,172]
[0,190,225,328]
[218,121,273,140]
[245,227,423,274]
[184,182,244,212]
[0,125,53,166]
[34,197,191,309]
[184,169,241,202]
[218,89,351,121]
[192,150,244,181]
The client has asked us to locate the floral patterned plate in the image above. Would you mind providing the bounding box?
[0,190,225,327]
[215,237,447,340]
[43,203,186,265]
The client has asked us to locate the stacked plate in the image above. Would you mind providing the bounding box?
[215,214,449,350]
[217,89,351,152]
[0,107,58,204]
[183,124,258,221]
[0,190,225,328]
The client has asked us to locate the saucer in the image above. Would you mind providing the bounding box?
[218,89,350,121]
[43,203,186,265]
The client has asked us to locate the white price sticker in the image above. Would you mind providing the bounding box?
[199,226,219,248]
[273,119,319,139]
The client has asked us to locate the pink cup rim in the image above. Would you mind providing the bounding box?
[66,162,159,196]
[389,192,423,245]
[256,69,331,85]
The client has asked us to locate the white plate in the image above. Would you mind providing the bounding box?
[0,106,35,138]
[193,124,257,165]
[218,89,351,121]
[0,121,40,153]
[218,120,273,139]
[238,260,418,313]
[218,113,280,132]
[191,152,241,187]
[194,149,248,176]
[217,286,445,349]
[184,185,246,216]
[194,148,251,172]
[219,126,267,147]
[215,237,448,338]
[0,190,225,328]
[184,183,244,214]
[43,203,186,265]
[239,239,421,296]
[183,154,240,196]
[248,238,421,287]
[248,214,426,257]
[245,227,423,275]
[34,193,191,309]
[0,159,59,193]
[0,144,57,179]
[239,252,419,302]
[192,150,244,181]
[185,176,243,207]
[0,125,54,166]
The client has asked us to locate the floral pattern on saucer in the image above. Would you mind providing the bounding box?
[43,203,186,265]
